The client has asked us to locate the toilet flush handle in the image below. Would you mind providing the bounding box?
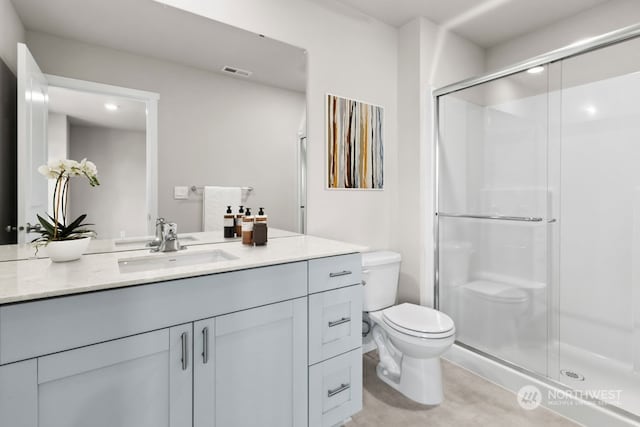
[361,269,370,286]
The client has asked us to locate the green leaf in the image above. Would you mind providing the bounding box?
[36,214,56,238]
[64,214,87,232]
[34,212,96,241]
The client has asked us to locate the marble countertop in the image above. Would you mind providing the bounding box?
[0,235,367,305]
[0,228,301,262]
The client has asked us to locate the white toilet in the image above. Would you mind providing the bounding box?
[362,251,455,405]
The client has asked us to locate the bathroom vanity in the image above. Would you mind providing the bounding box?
[0,235,364,427]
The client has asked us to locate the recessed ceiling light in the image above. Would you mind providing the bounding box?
[105,103,119,111]
[527,66,545,74]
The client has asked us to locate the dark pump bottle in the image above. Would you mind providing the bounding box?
[223,206,235,238]
[253,207,268,246]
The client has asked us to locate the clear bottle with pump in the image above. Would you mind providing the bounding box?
[242,208,255,245]
[235,206,245,237]
[224,206,235,238]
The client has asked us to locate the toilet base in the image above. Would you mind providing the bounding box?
[376,355,444,405]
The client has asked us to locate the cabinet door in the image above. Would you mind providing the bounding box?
[0,359,37,427]
[36,325,192,427]
[208,298,307,427]
[193,317,215,427]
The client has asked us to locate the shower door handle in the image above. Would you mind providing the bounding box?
[437,212,545,222]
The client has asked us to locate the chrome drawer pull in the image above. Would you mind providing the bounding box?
[202,327,209,364]
[328,383,351,397]
[181,332,188,371]
[329,270,352,278]
[328,317,351,328]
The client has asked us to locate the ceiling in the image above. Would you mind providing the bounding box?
[11,0,307,92]
[48,86,147,132]
[322,0,610,47]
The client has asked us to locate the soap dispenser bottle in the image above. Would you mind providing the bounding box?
[242,208,254,245]
[235,205,245,237]
[224,206,235,238]
[253,207,268,246]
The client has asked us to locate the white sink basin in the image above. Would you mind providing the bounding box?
[118,249,237,274]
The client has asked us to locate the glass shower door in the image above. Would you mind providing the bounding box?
[556,36,640,415]
[437,68,551,376]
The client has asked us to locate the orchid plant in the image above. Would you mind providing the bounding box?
[33,159,100,246]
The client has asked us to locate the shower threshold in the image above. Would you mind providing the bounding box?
[444,343,640,427]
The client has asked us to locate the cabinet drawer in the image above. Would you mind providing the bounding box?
[309,348,362,427]
[309,285,362,365]
[308,254,362,294]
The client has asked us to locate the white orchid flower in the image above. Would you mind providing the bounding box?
[37,164,58,179]
[38,158,100,185]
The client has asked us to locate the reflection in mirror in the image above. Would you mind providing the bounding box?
[1,0,307,261]
[47,85,149,240]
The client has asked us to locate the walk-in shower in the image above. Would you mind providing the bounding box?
[435,24,640,421]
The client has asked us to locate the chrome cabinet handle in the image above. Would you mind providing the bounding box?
[329,270,352,278]
[328,317,351,328]
[181,332,188,371]
[202,327,209,364]
[328,383,350,397]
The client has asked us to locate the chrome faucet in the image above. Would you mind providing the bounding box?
[149,218,166,247]
[151,221,185,253]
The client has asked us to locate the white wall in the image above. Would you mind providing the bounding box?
[26,31,305,233]
[486,0,640,71]
[0,0,25,73]
[46,113,69,216]
[69,125,147,239]
[154,0,399,251]
[395,17,484,305]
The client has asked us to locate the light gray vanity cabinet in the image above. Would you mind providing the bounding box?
[0,325,192,427]
[193,298,308,427]
[0,254,363,427]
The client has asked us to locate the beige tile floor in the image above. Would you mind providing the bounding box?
[350,352,580,427]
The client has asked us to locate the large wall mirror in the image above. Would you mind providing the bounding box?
[1,0,307,260]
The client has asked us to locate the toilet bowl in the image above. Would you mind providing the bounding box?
[362,251,455,405]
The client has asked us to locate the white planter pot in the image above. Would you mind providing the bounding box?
[45,237,91,262]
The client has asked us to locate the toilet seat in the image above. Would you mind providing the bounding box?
[381,303,455,339]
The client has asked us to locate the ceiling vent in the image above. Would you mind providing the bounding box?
[221,66,252,77]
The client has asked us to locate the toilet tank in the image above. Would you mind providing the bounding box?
[362,251,402,312]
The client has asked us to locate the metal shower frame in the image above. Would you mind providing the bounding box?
[431,22,640,422]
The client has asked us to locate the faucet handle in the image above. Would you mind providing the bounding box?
[165,222,178,237]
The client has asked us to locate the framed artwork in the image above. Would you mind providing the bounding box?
[326,94,383,189]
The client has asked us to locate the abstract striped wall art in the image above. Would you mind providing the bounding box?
[327,94,384,189]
